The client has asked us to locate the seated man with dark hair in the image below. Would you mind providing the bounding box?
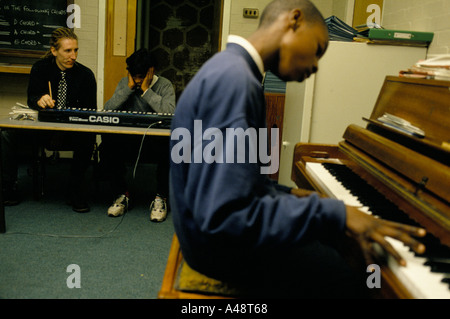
[100,48,176,221]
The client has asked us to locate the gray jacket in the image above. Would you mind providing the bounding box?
[104,75,176,114]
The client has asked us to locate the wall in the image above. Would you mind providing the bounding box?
[72,0,100,79]
[228,0,271,39]
[225,0,343,40]
[382,0,450,56]
[224,0,450,57]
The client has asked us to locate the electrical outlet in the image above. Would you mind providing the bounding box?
[243,8,259,19]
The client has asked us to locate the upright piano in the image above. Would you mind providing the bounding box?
[292,76,450,299]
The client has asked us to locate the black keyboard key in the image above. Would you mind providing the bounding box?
[425,258,450,273]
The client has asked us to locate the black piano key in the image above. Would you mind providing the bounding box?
[414,235,450,259]
[322,163,418,225]
[442,274,450,289]
[424,258,450,273]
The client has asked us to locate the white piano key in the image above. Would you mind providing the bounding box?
[305,162,450,299]
[385,237,450,299]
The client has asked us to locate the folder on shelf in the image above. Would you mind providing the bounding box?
[325,16,362,42]
[368,29,434,44]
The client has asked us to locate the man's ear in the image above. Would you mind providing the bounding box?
[289,9,304,31]
[50,46,57,57]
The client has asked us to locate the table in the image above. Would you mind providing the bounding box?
[0,117,171,233]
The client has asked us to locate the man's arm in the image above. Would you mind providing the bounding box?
[104,77,133,110]
[27,61,54,110]
[141,76,176,114]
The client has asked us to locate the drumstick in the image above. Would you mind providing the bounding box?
[47,81,55,108]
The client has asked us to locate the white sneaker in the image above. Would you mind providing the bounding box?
[150,195,167,222]
[107,194,129,217]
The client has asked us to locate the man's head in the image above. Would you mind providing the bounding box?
[49,28,79,71]
[126,48,156,87]
[257,0,329,82]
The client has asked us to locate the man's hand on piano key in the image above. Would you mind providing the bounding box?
[345,206,427,267]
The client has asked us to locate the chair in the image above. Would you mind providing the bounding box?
[158,234,239,299]
[32,134,99,200]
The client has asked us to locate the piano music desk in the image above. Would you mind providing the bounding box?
[0,117,170,233]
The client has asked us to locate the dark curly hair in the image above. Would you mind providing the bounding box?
[126,48,156,76]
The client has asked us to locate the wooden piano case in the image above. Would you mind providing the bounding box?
[291,76,450,298]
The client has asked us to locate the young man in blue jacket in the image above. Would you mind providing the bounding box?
[169,0,426,298]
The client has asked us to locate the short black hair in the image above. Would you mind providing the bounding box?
[259,0,326,29]
[126,48,156,76]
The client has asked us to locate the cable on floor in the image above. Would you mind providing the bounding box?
[3,213,126,239]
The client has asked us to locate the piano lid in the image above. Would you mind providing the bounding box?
[340,76,450,242]
[366,76,450,161]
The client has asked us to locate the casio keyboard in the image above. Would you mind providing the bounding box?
[38,108,173,129]
[292,76,450,299]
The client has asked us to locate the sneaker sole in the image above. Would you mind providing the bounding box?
[150,214,166,222]
[150,218,166,222]
[108,213,123,217]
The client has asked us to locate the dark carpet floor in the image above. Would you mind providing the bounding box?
[0,158,174,299]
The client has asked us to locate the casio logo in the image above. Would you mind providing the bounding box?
[88,115,120,124]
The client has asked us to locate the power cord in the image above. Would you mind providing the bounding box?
[4,213,125,238]
[132,121,162,179]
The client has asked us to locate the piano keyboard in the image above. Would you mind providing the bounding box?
[38,108,173,129]
[305,162,450,299]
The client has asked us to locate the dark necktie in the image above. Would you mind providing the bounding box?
[57,71,67,109]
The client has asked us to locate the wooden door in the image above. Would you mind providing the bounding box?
[103,0,137,105]
[265,93,285,182]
